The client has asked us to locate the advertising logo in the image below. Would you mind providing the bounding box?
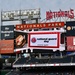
[31,37,36,43]
[67,26,71,31]
[66,21,75,36]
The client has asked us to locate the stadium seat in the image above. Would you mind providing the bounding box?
[14,57,29,65]
[48,56,72,63]
[72,55,75,63]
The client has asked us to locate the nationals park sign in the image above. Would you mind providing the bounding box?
[46,9,74,20]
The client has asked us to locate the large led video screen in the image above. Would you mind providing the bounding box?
[28,32,60,48]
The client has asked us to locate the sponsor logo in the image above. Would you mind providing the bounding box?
[67,26,71,30]
[31,37,36,43]
[67,26,75,31]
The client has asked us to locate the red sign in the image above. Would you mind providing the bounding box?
[67,37,75,51]
[46,9,74,20]
[0,40,14,54]
[16,22,64,30]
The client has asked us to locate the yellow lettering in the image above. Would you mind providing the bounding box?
[37,24,40,27]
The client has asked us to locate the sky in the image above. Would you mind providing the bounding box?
[0,0,75,21]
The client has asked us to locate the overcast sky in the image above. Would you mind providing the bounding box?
[0,0,75,21]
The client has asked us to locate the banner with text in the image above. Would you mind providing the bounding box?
[16,22,64,30]
[1,25,14,40]
[0,40,14,54]
[28,32,60,48]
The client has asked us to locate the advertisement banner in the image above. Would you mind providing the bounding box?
[28,32,60,48]
[1,25,14,40]
[67,36,75,51]
[14,31,28,52]
[66,21,75,36]
[0,40,14,54]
